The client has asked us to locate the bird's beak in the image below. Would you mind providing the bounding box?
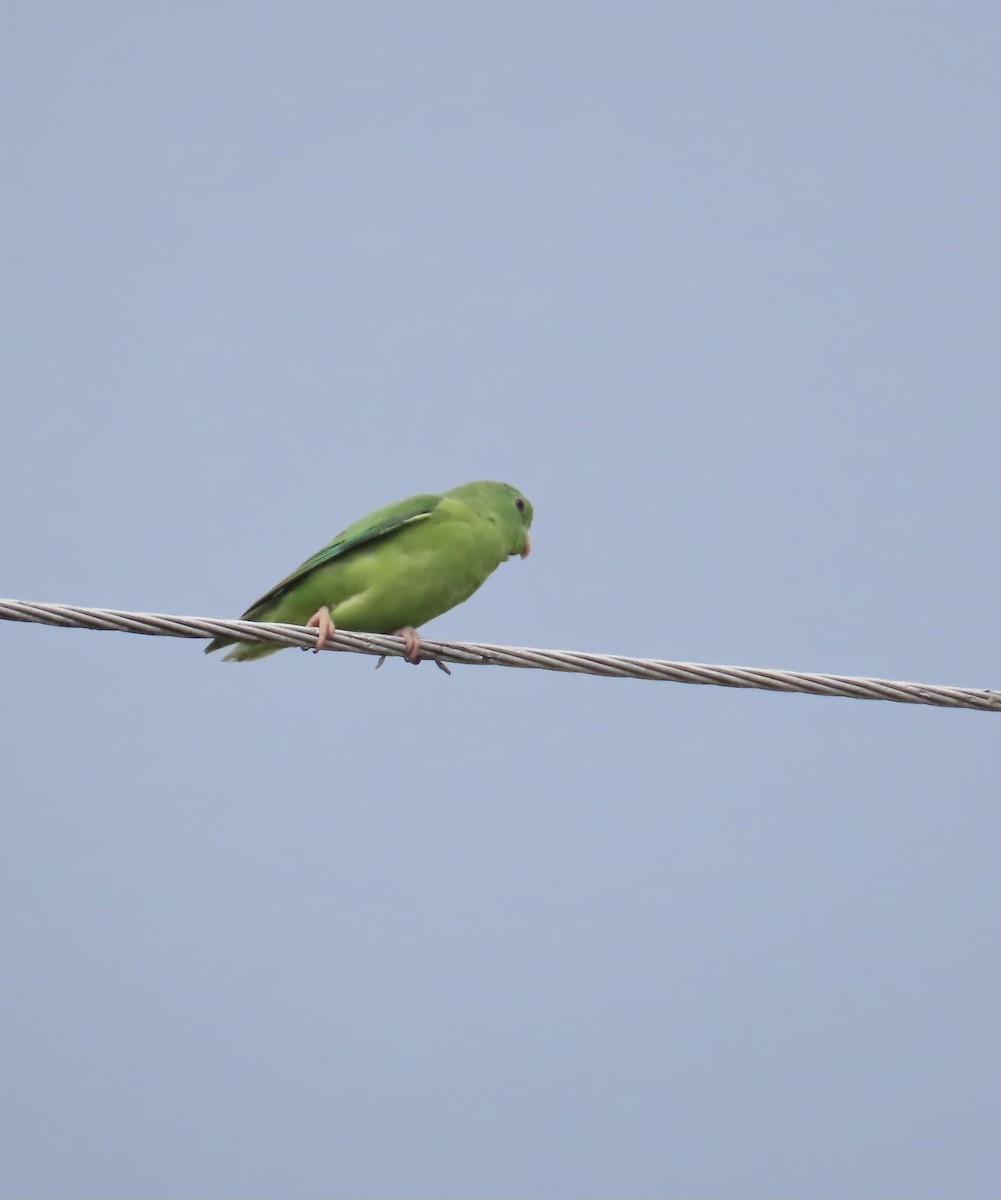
[520,532,531,559]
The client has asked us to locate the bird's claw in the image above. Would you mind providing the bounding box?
[306,606,335,653]
[371,630,450,674]
[397,627,422,665]
[371,630,451,674]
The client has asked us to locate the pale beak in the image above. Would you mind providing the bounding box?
[520,532,531,559]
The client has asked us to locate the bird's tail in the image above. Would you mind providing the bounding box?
[204,635,284,662]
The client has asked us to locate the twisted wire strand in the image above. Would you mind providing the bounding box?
[1,597,998,713]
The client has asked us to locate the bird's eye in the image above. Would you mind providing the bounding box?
[515,497,526,512]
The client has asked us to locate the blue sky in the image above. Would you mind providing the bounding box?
[2,4,1000,1197]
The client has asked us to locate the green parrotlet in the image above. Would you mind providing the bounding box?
[206,480,533,663]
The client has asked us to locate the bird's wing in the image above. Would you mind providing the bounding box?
[241,492,444,614]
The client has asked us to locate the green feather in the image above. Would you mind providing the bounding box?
[206,480,533,662]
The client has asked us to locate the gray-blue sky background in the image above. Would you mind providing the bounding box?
[2,4,999,1197]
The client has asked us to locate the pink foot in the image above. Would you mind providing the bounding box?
[306,606,335,652]
[396,626,422,665]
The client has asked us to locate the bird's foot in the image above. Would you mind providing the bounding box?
[306,606,335,653]
[373,634,451,674]
[396,626,422,664]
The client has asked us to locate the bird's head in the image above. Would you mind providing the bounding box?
[448,480,533,559]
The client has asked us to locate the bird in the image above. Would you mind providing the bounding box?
[205,480,533,663]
